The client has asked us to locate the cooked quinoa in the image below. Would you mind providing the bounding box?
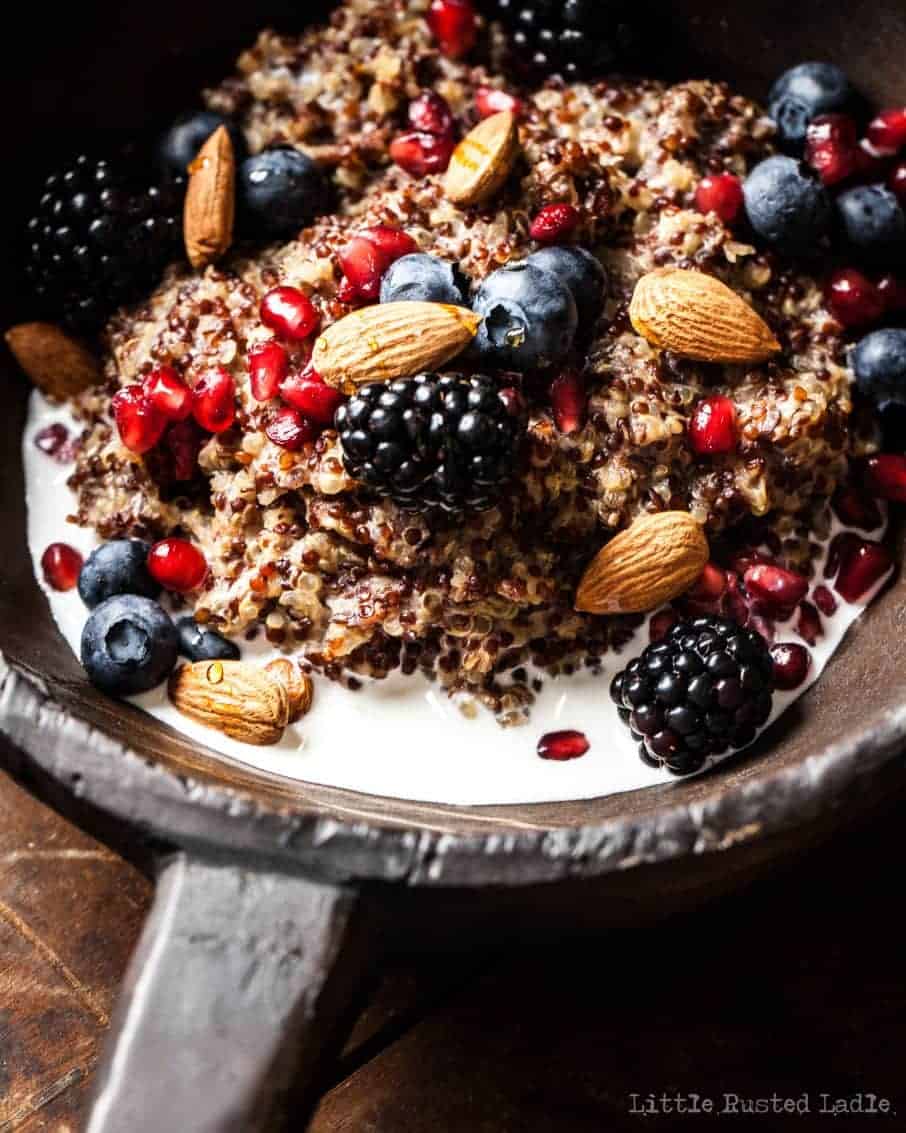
[67,0,866,717]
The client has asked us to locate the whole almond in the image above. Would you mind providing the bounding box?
[576,511,709,615]
[5,322,100,400]
[629,268,780,365]
[445,111,520,207]
[312,302,480,391]
[265,658,313,723]
[183,125,235,270]
[168,660,290,745]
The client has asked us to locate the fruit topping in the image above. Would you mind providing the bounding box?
[157,110,246,180]
[236,147,328,239]
[862,453,906,502]
[742,156,832,252]
[81,595,179,696]
[265,406,318,450]
[112,385,166,454]
[689,395,737,456]
[143,365,192,421]
[389,131,456,177]
[78,539,160,608]
[812,585,838,617]
[743,564,809,613]
[526,246,607,330]
[832,482,883,531]
[866,107,906,155]
[826,268,885,328]
[610,615,775,775]
[472,261,578,370]
[278,367,345,424]
[33,423,73,461]
[380,253,468,305]
[260,285,320,341]
[147,537,208,593]
[165,419,204,481]
[770,642,812,690]
[24,153,184,333]
[248,341,289,402]
[796,601,823,645]
[407,91,456,139]
[191,366,236,433]
[335,372,525,512]
[549,369,586,434]
[537,730,590,760]
[475,86,523,120]
[836,185,906,263]
[852,328,906,406]
[41,543,84,592]
[176,616,241,662]
[768,62,854,153]
[339,226,418,302]
[427,0,477,59]
[888,162,906,205]
[831,535,893,603]
[694,173,744,223]
[803,113,860,185]
[529,203,581,244]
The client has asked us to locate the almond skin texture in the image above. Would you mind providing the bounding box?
[629,268,781,365]
[183,125,235,270]
[576,511,709,615]
[311,302,480,392]
[5,322,100,400]
[168,660,290,745]
[264,658,313,723]
[444,111,520,207]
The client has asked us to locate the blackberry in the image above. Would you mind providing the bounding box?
[490,0,638,82]
[609,615,775,776]
[24,153,185,333]
[335,372,525,512]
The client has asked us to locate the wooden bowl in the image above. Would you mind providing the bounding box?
[2,3,905,1128]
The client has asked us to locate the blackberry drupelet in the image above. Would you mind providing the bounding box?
[335,372,525,512]
[24,153,185,333]
[610,615,775,776]
[490,0,637,82]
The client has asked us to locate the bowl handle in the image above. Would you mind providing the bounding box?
[85,850,376,1132]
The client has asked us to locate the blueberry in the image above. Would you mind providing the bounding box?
[237,147,329,239]
[836,185,906,263]
[472,262,578,370]
[78,540,160,609]
[380,254,468,305]
[768,62,853,152]
[526,246,607,329]
[157,111,246,179]
[81,595,178,696]
[176,617,241,662]
[852,328,906,407]
[743,156,832,253]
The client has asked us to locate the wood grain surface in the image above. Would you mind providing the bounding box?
[2,767,906,1132]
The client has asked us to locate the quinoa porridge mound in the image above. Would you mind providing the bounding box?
[65,0,866,719]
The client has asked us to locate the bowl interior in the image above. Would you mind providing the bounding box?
[3,0,906,850]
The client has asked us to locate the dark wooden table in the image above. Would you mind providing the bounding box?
[2,766,906,1133]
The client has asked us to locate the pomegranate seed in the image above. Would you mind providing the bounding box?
[41,542,83,592]
[826,268,885,328]
[260,286,319,341]
[770,642,812,691]
[694,173,744,224]
[336,276,360,305]
[390,130,455,177]
[339,227,418,301]
[862,453,906,502]
[831,483,882,531]
[530,203,581,244]
[537,729,589,761]
[689,395,737,456]
[804,114,860,185]
[476,86,523,120]
[549,369,585,434]
[408,91,455,138]
[833,537,892,607]
[112,385,166,454]
[191,366,236,433]
[876,271,906,311]
[279,367,345,425]
[147,538,207,593]
[249,341,289,402]
[143,365,192,421]
[867,107,906,155]
[888,161,906,204]
[360,225,419,262]
[744,564,809,611]
[33,422,71,461]
[813,585,838,617]
[427,0,476,59]
[165,419,203,481]
[649,609,679,641]
[266,406,317,451]
[688,562,728,604]
[796,601,823,645]
[850,140,891,184]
